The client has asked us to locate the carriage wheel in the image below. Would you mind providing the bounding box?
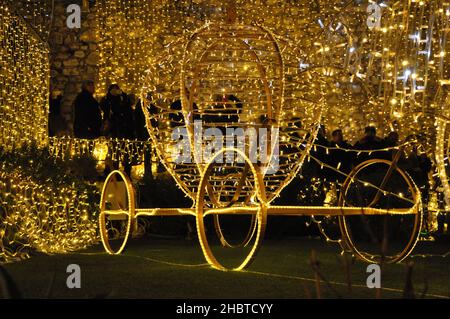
[196,148,268,271]
[99,170,135,255]
[338,159,422,264]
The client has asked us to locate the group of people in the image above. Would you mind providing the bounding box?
[70,80,149,176]
[72,80,147,141]
[51,81,433,189]
[312,125,432,189]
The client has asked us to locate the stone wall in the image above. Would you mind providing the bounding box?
[49,0,99,132]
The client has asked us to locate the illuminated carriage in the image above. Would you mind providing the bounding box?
[99,17,422,271]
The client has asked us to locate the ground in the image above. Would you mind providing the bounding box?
[3,236,450,299]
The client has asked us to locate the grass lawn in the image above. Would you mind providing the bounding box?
[3,234,450,299]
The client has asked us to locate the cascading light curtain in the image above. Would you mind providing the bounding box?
[0,2,99,262]
[0,2,50,150]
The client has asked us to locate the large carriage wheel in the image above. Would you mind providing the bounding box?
[196,148,268,271]
[338,159,422,263]
[99,170,135,255]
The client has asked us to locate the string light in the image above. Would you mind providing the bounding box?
[0,2,49,150]
[2,0,450,265]
[98,2,426,269]
[92,0,449,152]
[0,3,98,262]
[48,137,152,166]
[0,152,99,263]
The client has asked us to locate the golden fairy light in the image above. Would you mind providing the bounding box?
[93,0,448,146]
[98,3,424,271]
[48,137,151,165]
[0,2,98,261]
[2,0,450,265]
[93,139,110,162]
[0,166,98,261]
[0,3,49,150]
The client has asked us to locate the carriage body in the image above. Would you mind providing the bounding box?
[140,22,324,205]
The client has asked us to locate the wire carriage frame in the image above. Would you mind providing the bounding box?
[99,19,423,271]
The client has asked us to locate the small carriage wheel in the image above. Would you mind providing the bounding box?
[196,148,268,271]
[338,159,422,264]
[99,170,135,255]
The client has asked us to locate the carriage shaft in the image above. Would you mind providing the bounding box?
[203,206,415,216]
[264,205,415,216]
[102,205,416,218]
